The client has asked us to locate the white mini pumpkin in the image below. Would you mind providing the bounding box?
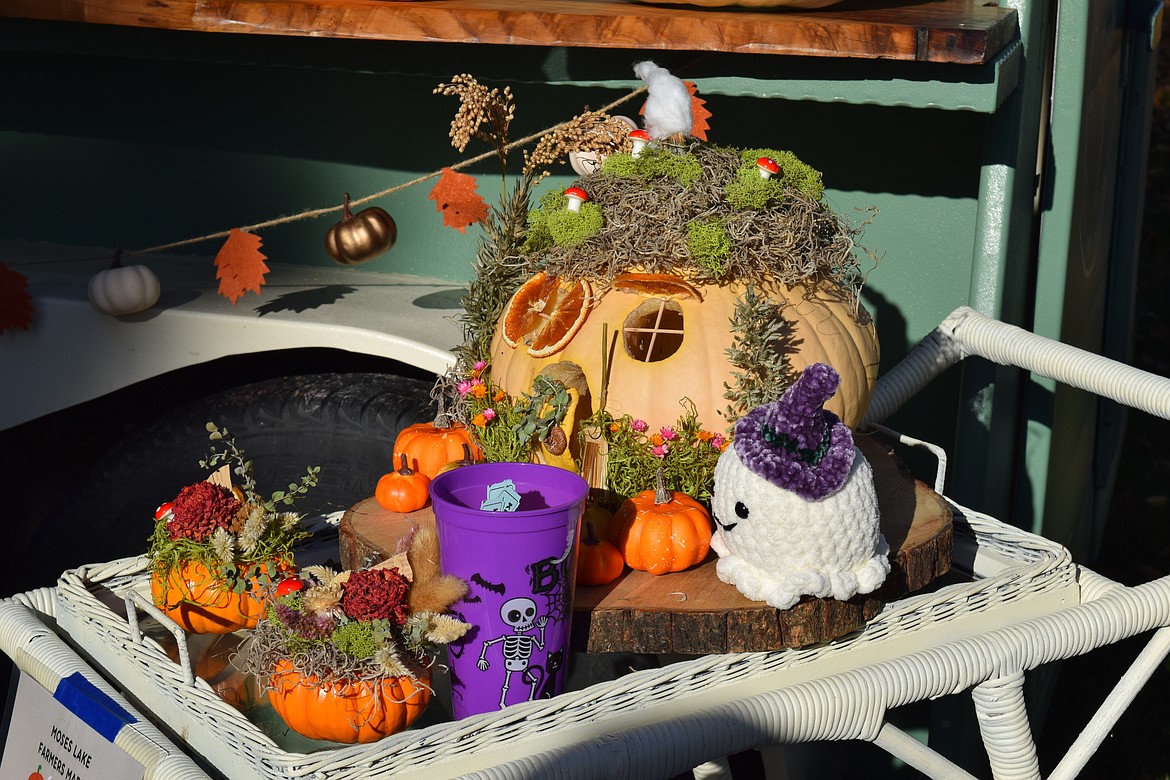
[88,263,161,316]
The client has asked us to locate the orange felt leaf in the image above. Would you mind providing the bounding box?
[429,168,489,233]
[0,263,34,333]
[684,81,712,142]
[214,228,270,305]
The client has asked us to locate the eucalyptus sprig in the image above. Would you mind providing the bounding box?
[201,422,320,513]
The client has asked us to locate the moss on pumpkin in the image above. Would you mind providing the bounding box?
[686,218,731,274]
[523,190,604,251]
[331,619,381,660]
[601,146,703,187]
[726,148,824,208]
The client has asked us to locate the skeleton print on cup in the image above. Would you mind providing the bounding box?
[477,596,550,708]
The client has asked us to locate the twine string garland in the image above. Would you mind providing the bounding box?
[122,85,650,260]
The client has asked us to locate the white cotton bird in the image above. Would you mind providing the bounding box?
[710,363,890,610]
[633,60,693,141]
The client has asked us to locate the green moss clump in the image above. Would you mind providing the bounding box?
[686,218,731,275]
[331,619,380,660]
[600,146,703,187]
[546,201,603,247]
[738,148,825,203]
[600,152,640,177]
[725,167,786,211]
[523,190,603,251]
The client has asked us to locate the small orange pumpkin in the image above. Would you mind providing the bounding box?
[375,454,432,512]
[611,469,713,575]
[393,414,482,481]
[267,659,432,743]
[150,559,289,634]
[577,521,625,586]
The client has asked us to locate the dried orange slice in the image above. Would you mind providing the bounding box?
[528,278,593,357]
[610,272,702,301]
[502,272,560,348]
[501,272,594,357]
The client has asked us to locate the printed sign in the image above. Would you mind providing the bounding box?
[0,671,145,780]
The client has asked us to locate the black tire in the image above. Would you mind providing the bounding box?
[19,372,436,591]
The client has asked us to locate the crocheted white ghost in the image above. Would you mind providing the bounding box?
[711,363,889,610]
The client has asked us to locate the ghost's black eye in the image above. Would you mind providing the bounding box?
[735,501,749,519]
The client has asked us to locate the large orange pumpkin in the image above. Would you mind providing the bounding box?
[393,420,482,481]
[150,559,288,635]
[267,660,432,743]
[489,277,878,435]
[611,473,713,575]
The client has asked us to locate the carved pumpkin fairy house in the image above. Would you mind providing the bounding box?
[441,67,879,504]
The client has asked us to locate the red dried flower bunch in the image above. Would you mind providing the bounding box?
[168,481,241,542]
[341,568,411,625]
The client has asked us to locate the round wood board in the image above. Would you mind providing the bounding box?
[339,433,952,654]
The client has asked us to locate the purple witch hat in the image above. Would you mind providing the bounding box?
[732,362,856,501]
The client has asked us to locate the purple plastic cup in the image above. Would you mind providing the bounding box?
[430,462,587,719]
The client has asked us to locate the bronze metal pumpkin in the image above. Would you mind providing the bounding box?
[325,193,397,266]
[267,660,432,743]
[489,276,879,434]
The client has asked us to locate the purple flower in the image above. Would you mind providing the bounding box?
[631,419,648,433]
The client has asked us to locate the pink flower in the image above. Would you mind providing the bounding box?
[652,444,669,458]
[660,426,678,441]
[482,408,497,421]
[472,360,487,374]
[456,380,474,397]
[631,419,648,433]
[711,434,726,451]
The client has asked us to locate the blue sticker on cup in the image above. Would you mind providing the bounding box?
[481,479,522,512]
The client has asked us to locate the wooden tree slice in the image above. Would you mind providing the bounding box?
[339,433,952,653]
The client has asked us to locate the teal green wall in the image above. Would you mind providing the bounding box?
[0,19,995,480]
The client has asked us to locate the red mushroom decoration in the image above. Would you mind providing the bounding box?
[564,187,590,213]
[629,128,652,158]
[757,157,780,180]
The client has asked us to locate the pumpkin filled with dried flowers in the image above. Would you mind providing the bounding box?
[239,526,470,743]
[148,423,318,635]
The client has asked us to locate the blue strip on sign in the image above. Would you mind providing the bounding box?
[53,672,137,742]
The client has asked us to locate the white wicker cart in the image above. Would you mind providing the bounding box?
[4,307,1170,779]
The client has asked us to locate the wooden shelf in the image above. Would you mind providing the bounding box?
[0,0,1017,64]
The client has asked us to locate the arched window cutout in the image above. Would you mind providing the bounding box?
[623,299,684,362]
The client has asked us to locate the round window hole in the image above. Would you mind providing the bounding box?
[622,299,684,362]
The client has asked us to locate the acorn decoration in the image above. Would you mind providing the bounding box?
[325,193,397,266]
